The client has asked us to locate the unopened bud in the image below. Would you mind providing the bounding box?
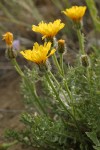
[58,39,66,54]
[81,54,90,67]
[5,47,17,59]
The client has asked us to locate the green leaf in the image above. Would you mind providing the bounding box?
[86,131,100,146]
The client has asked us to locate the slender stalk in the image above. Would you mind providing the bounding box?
[11,58,46,115]
[64,79,72,100]
[49,71,70,104]
[24,76,46,115]
[52,52,73,102]
[64,79,75,115]
[45,72,62,105]
[52,52,75,112]
[48,70,59,86]
[11,58,24,76]
[60,53,64,76]
[52,53,63,76]
[77,29,85,55]
[45,72,81,137]
[45,72,84,145]
[86,67,93,100]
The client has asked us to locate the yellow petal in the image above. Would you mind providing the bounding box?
[32,19,65,39]
[62,6,86,21]
[48,49,56,57]
[20,42,55,64]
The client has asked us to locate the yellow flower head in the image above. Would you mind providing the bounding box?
[32,19,65,40]
[62,6,86,22]
[20,42,56,64]
[2,32,13,46]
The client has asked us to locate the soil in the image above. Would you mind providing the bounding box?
[0,51,33,149]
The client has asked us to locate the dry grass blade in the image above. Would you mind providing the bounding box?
[85,0,100,31]
[14,0,44,21]
[0,2,31,28]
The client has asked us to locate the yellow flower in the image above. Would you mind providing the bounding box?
[32,19,65,40]
[2,32,13,46]
[20,42,56,64]
[62,6,86,22]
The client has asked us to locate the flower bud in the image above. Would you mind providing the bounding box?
[2,32,17,59]
[5,47,17,59]
[58,39,66,54]
[81,54,90,67]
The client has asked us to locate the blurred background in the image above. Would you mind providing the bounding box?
[0,0,100,149]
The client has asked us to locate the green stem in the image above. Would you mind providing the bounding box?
[48,70,59,86]
[52,53,74,112]
[86,67,93,100]
[60,53,64,76]
[49,71,70,104]
[11,58,24,76]
[45,72,62,105]
[52,53,73,102]
[45,72,81,138]
[64,79,75,115]
[64,79,72,101]
[45,72,84,144]
[11,58,46,115]
[52,53,63,76]
[77,29,85,55]
[52,43,74,104]
[24,76,46,115]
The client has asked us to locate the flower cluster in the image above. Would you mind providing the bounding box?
[3,5,86,65]
[21,19,65,65]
